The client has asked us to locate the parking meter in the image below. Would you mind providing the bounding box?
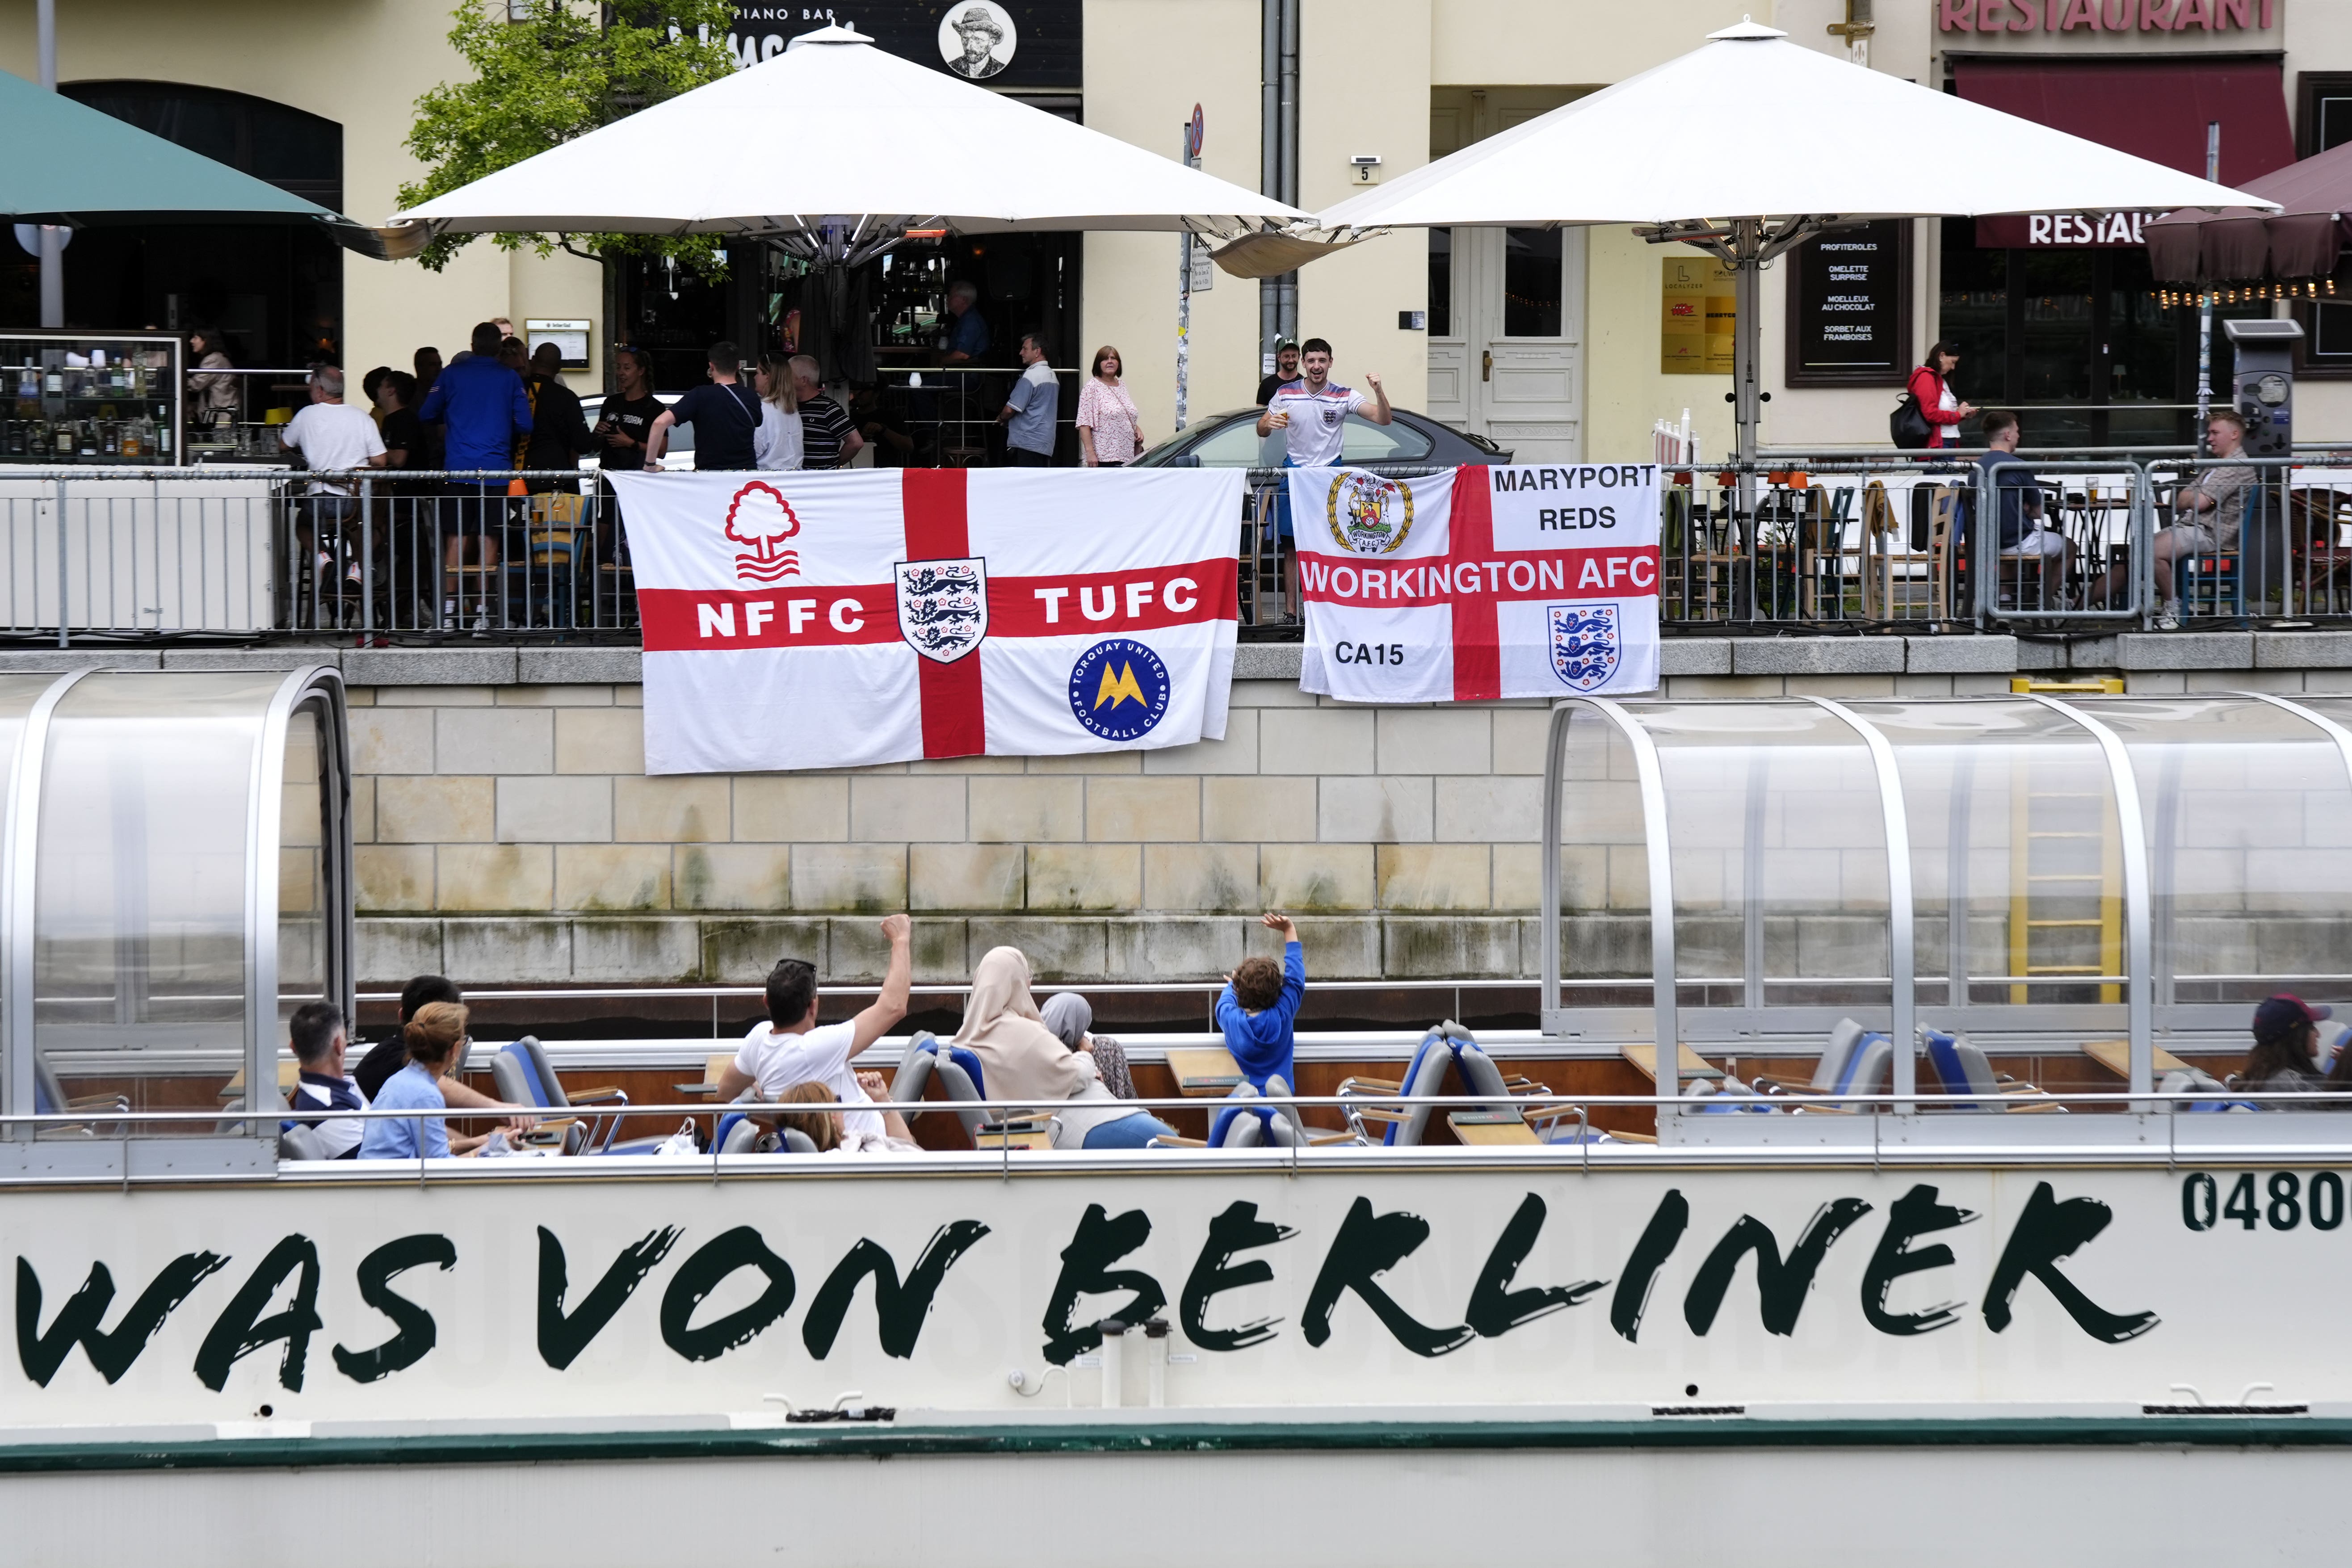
[2224,317,2302,457]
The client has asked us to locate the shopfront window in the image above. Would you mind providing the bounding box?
[1938,219,2271,446]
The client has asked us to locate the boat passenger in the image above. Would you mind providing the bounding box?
[2240,994,2337,1101]
[716,914,918,1145]
[351,975,535,1135]
[359,1003,501,1159]
[775,1077,922,1154]
[1040,992,1134,1099]
[1218,912,1306,1093]
[953,947,1176,1150]
[284,1000,366,1160]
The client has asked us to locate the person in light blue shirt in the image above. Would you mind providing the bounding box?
[998,332,1058,466]
[359,1000,496,1159]
[1216,913,1307,1093]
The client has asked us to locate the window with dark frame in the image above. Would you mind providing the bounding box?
[2294,74,2352,376]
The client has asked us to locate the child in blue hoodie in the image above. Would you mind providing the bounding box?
[1218,912,1306,1092]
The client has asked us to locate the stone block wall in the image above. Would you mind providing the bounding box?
[347,677,1581,987]
[21,630,2352,991]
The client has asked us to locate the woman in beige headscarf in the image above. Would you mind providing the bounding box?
[952,946,1176,1150]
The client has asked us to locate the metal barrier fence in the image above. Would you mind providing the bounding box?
[8,453,2352,645]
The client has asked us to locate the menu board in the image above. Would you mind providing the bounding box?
[1661,256,1735,375]
[1785,220,1911,387]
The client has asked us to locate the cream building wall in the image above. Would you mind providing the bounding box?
[0,0,598,393]
[1080,0,1266,440]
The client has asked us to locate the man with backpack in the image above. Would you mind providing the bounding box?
[643,341,761,471]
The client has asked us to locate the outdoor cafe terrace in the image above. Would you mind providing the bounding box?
[7,449,2352,652]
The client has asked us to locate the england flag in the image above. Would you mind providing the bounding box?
[611,468,1241,774]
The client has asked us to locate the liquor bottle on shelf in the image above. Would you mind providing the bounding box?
[77,422,96,458]
[120,420,142,459]
[101,423,118,458]
[15,363,34,400]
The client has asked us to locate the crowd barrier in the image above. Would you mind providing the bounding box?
[5,452,2350,644]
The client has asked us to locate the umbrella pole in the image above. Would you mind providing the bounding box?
[36,0,61,329]
[1732,221,1763,618]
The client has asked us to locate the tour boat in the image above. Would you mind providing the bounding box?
[2,667,2347,1564]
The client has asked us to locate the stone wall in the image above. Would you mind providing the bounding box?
[13,630,2352,989]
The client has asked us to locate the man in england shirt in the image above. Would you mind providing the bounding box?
[1254,335,1392,467]
[716,913,916,1141]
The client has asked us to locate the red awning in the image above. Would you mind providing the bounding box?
[1957,59,2294,248]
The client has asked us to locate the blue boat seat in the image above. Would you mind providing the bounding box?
[491,1036,651,1153]
[890,1032,991,1142]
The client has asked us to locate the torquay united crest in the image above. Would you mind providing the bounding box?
[1324,471,1415,556]
[1549,603,1621,691]
[896,557,988,663]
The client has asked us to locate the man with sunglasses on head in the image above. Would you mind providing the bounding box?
[715,914,917,1143]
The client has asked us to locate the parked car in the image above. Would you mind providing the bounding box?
[1131,406,1510,468]
[577,391,694,472]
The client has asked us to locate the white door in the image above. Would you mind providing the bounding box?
[1427,88,1587,463]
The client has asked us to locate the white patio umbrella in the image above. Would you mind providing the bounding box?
[1316,19,2274,469]
[390,25,1309,259]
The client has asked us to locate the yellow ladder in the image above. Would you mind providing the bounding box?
[2008,756,2124,1005]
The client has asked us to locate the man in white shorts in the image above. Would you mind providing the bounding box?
[716,912,916,1143]
[1255,336,1394,615]
[1975,410,2071,609]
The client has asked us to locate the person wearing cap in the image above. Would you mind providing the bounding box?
[1256,338,1300,407]
[2239,994,2337,1098]
[946,6,1008,78]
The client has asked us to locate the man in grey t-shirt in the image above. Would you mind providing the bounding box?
[999,332,1058,466]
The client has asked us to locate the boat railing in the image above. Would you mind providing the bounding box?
[17,1087,2352,1184]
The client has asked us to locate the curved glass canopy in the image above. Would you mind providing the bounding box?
[0,667,350,1163]
[1539,694,2352,1097]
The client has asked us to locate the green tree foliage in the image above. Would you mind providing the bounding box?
[399,0,736,274]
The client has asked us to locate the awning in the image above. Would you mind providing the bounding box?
[2145,135,2352,285]
[0,68,409,257]
[1956,59,2294,248]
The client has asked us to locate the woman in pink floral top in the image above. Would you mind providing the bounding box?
[1076,345,1145,467]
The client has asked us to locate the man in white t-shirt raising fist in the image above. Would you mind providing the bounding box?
[1254,337,1393,616]
[717,912,916,1144]
[1254,336,1392,466]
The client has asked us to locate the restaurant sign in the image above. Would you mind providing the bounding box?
[1938,0,2277,32]
[728,2,1079,88]
[1976,210,2163,248]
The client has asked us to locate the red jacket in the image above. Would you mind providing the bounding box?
[1909,365,1966,449]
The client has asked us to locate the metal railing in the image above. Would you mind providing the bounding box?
[17,1085,2352,1187]
[8,452,2352,646]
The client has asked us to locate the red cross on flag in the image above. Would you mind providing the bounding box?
[611,469,1242,773]
[1292,464,1662,702]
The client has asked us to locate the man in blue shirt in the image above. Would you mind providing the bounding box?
[943,281,989,364]
[418,322,533,629]
[283,1000,367,1160]
[1972,409,2073,609]
[1217,912,1307,1093]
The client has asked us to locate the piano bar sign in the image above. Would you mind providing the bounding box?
[0,1168,2333,1425]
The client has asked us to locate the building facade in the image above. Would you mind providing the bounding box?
[6,0,2352,449]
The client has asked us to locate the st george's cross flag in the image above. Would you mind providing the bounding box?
[610,468,1241,773]
[1291,463,1662,703]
